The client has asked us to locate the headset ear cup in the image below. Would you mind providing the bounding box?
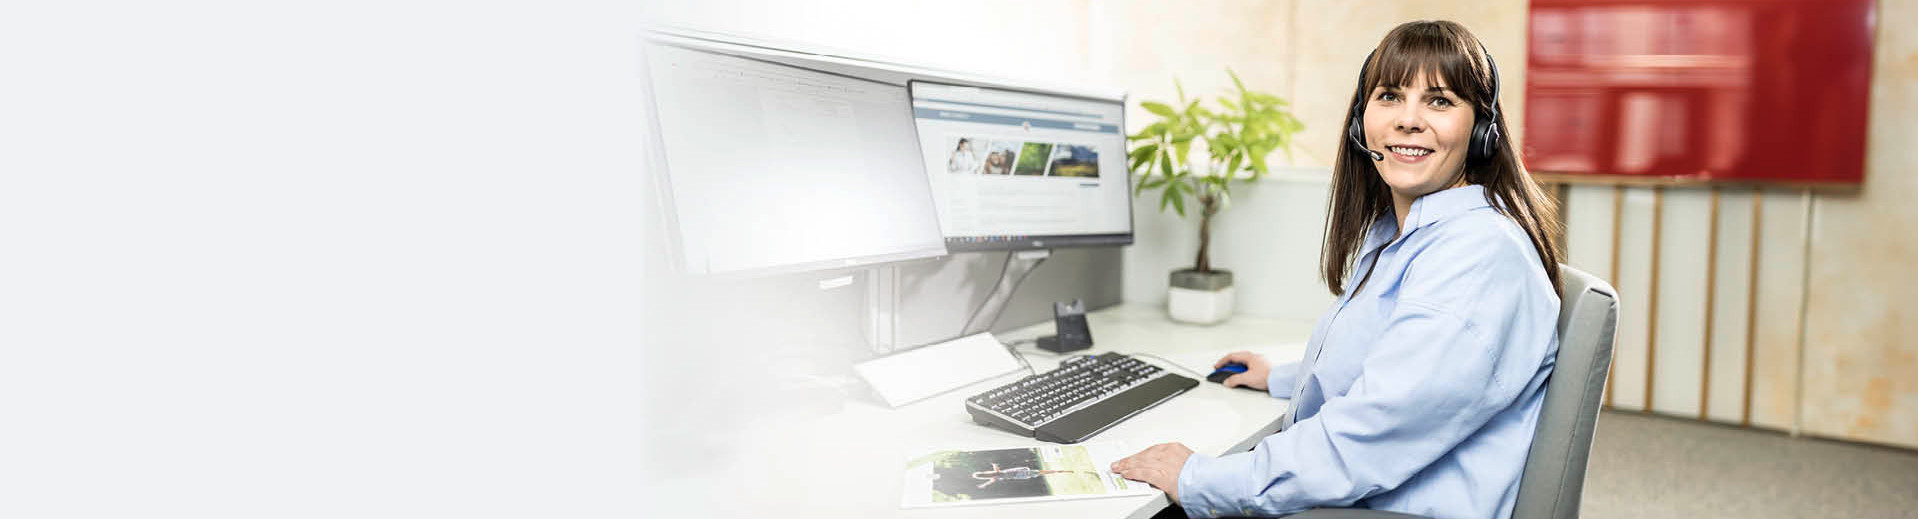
[1347,102,1372,159]
[1347,116,1364,152]
[1470,119,1499,162]
[1485,121,1501,160]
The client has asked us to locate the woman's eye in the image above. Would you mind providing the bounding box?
[1429,97,1455,108]
[1376,92,1399,102]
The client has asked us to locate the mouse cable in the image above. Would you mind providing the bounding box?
[1122,352,1207,380]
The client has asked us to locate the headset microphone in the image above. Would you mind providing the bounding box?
[1349,132,1384,161]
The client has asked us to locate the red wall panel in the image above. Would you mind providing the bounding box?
[1524,0,1877,185]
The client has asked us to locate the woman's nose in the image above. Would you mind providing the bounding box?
[1392,106,1425,133]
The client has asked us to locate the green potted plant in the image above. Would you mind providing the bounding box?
[1128,71,1303,324]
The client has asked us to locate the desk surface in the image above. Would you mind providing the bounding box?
[646,303,1314,518]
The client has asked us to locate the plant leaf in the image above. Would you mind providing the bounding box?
[1248,92,1286,105]
[1142,102,1178,119]
[1129,143,1158,166]
[1214,132,1240,149]
[1217,96,1239,112]
[1159,179,1177,212]
[1169,180,1187,217]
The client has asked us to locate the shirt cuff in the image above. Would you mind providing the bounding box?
[1177,453,1231,518]
[1266,361,1301,399]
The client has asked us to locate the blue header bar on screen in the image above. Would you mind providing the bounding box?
[911,108,1120,134]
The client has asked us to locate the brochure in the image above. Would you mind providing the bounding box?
[900,442,1159,508]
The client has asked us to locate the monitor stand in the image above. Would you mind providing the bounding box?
[959,249,1051,336]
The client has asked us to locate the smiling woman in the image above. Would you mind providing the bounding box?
[1114,20,1570,519]
[1328,20,1562,296]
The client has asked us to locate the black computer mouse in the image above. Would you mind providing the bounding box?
[1206,363,1247,384]
[1206,363,1265,392]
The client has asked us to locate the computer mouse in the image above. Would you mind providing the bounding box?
[1206,363,1247,384]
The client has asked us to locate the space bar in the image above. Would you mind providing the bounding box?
[1035,374,1198,444]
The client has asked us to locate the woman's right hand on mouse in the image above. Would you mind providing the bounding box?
[1214,351,1272,390]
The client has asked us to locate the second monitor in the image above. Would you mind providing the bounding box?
[909,82,1132,252]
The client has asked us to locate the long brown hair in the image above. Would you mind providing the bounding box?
[1321,20,1563,296]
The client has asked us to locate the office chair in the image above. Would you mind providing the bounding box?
[1283,264,1620,519]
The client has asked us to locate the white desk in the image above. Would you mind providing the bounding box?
[644,303,1314,518]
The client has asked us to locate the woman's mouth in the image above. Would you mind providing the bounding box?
[1387,145,1433,163]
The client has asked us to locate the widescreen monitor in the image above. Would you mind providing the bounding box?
[908,81,1132,252]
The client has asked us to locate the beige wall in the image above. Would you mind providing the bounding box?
[1800,0,1918,447]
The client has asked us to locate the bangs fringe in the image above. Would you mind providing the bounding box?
[1363,23,1490,108]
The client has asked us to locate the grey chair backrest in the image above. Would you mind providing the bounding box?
[1512,265,1619,519]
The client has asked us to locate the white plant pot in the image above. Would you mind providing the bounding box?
[1168,285,1236,325]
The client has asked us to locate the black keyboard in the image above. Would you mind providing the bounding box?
[965,352,1198,444]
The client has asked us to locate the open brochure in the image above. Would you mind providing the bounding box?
[900,442,1159,508]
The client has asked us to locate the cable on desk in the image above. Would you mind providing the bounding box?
[998,339,1035,376]
[1004,339,1068,359]
[1125,352,1208,380]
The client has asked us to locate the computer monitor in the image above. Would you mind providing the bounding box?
[908,81,1132,252]
[643,41,948,276]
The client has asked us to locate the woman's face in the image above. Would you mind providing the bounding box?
[1363,71,1475,200]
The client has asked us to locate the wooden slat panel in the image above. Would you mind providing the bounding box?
[1609,187,1659,411]
[1608,186,1624,408]
[1704,190,1757,424]
[1563,185,1620,285]
[1701,188,1720,420]
[1650,188,1712,417]
[1750,189,1809,431]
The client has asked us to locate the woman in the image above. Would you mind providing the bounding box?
[948,138,980,174]
[1112,20,1564,519]
[981,150,1009,175]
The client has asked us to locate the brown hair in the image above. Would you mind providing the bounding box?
[1320,20,1562,296]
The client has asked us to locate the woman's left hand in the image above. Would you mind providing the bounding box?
[1111,442,1194,503]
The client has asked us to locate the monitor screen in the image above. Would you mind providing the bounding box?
[909,82,1132,251]
[643,42,948,276]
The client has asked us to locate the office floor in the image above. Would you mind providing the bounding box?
[1583,410,1918,519]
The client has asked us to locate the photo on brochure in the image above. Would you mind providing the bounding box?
[982,140,1022,175]
[1048,144,1100,178]
[900,443,1157,508]
[1013,142,1054,176]
[946,137,985,174]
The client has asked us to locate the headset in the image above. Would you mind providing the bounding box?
[1346,42,1502,164]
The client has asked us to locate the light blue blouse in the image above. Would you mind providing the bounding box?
[1177,185,1560,519]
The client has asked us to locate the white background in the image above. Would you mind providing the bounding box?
[2,1,652,517]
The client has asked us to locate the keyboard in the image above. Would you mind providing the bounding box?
[965,352,1199,444]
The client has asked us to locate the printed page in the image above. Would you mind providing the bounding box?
[900,442,1158,508]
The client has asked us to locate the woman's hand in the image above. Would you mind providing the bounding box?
[1111,442,1195,503]
[1214,351,1272,391]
